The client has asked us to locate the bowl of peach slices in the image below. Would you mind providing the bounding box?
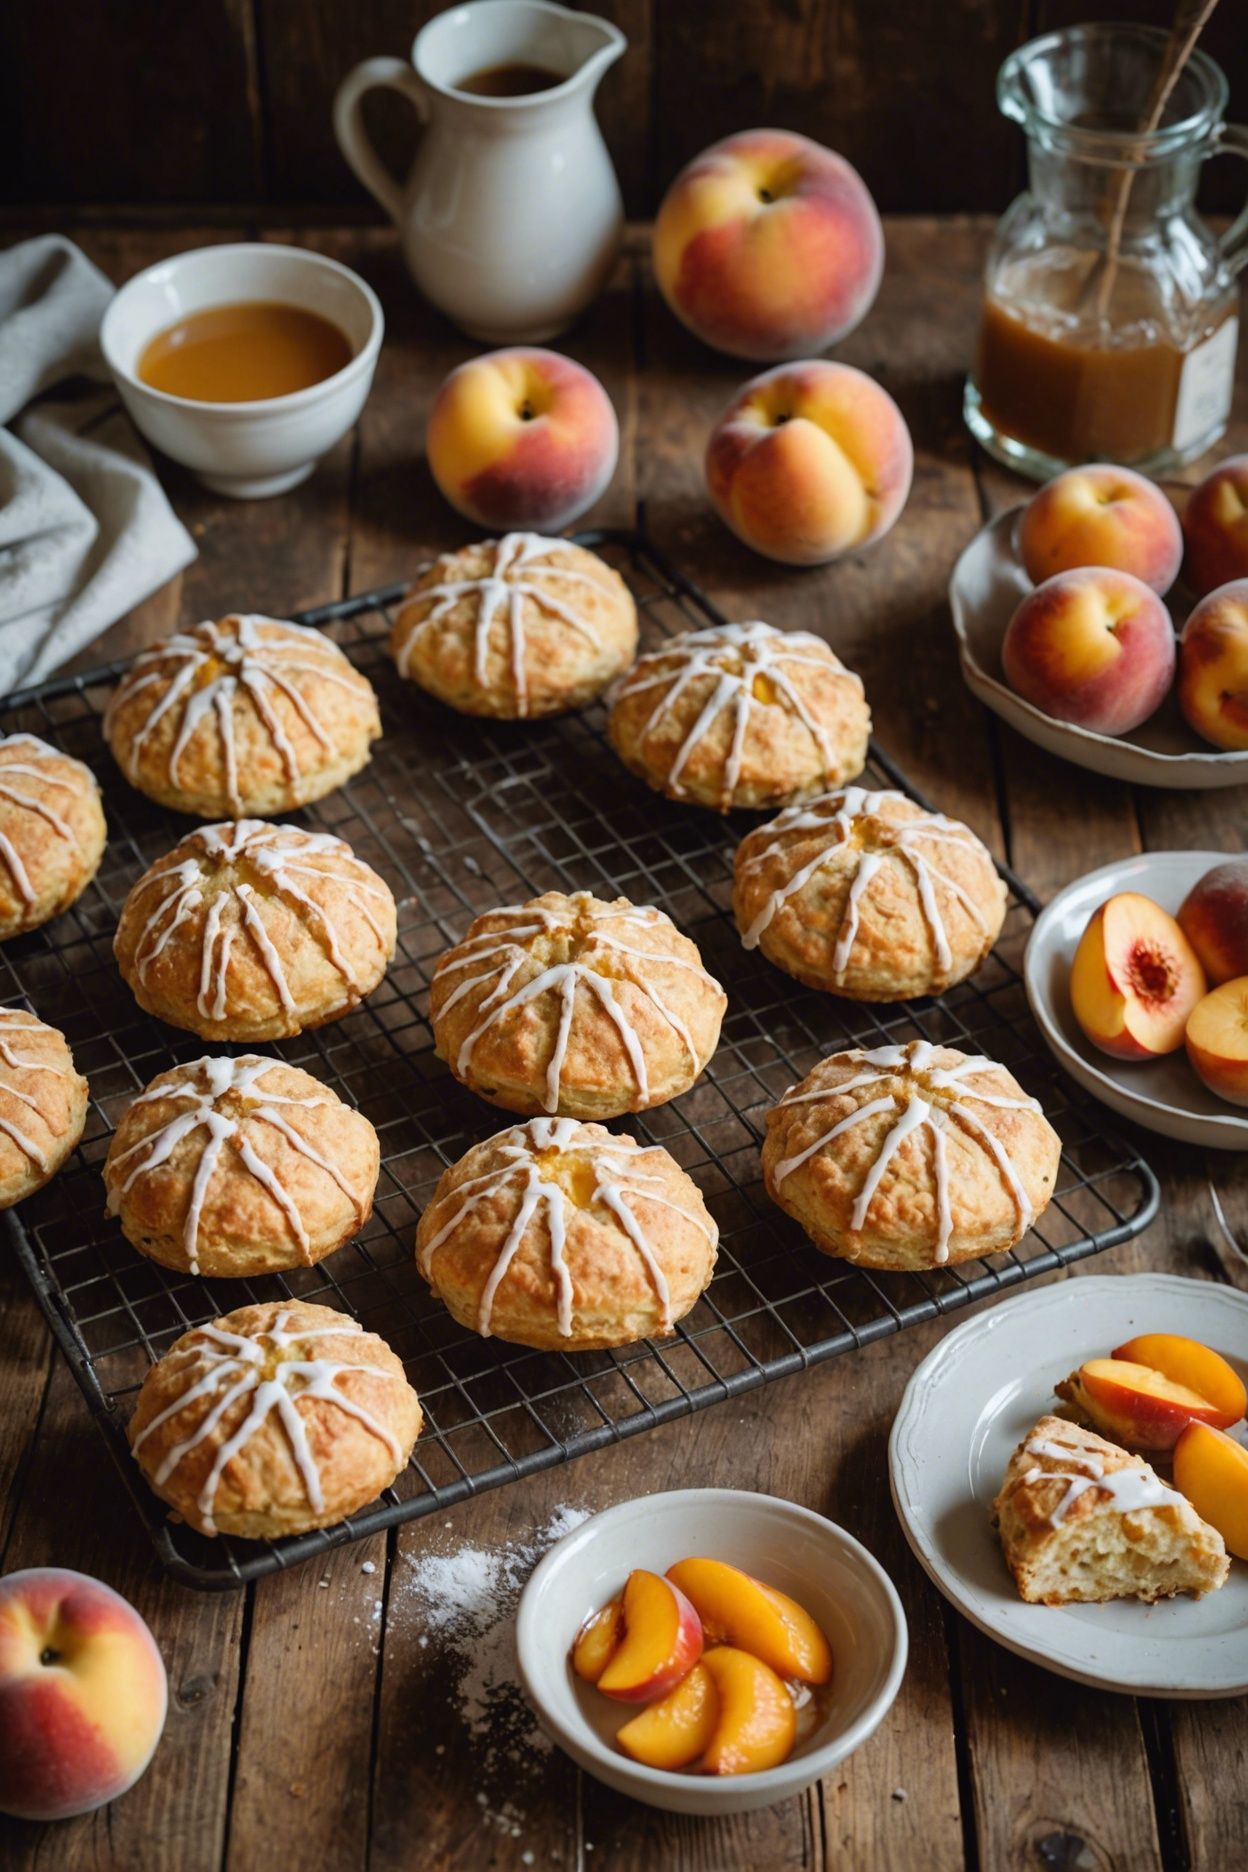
[515,1488,906,1814]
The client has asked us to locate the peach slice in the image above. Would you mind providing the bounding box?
[665,1557,832,1685]
[571,1595,623,1685]
[1069,891,1206,1061]
[1185,977,1248,1108]
[1173,1421,1248,1561]
[698,1646,797,1776]
[1114,1333,1246,1430]
[1059,1357,1232,1451]
[594,1569,703,1704]
[615,1661,720,1770]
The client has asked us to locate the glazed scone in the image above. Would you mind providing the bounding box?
[104,615,380,817]
[430,890,726,1119]
[128,1300,421,1540]
[734,786,1006,1000]
[0,1007,89,1207]
[105,1055,379,1277]
[416,1116,718,1349]
[390,534,637,718]
[113,819,396,1042]
[762,1038,1060,1270]
[0,734,106,939]
[994,1415,1229,1605]
[607,620,870,813]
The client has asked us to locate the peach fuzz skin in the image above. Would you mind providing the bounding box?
[1178,582,1248,753]
[426,347,618,533]
[1182,455,1248,597]
[1001,567,1176,736]
[0,1568,167,1822]
[1019,465,1182,595]
[652,129,883,362]
[705,361,912,566]
[1114,1333,1247,1429]
[1186,976,1248,1107]
[1069,892,1205,1062]
[1069,1358,1234,1452]
[1178,859,1248,986]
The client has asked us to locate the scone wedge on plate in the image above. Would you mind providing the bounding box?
[994,1414,1228,1606]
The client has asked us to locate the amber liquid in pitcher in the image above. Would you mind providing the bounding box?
[138,301,353,403]
[454,61,566,97]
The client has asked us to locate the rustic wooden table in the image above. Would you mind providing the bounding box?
[1,219,1245,1872]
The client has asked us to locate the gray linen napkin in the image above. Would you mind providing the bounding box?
[0,235,196,692]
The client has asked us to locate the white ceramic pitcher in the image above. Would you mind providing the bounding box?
[333,1,626,342]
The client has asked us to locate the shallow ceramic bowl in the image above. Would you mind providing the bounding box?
[515,1487,907,1815]
[100,242,382,499]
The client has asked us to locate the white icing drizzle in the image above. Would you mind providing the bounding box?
[106,616,368,812]
[418,1116,716,1339]
[739,786,992,981]
[436,893,723,1114]
[772,1039,1042,1264]
[107,1055,366,1274]
[612,621,862,808]
[0,733,87,907]
[126,820,392,1022]
[0,1008,68,1170]
[1019,1429,1189,1528]
[130,1307,407,1534]
[395,534,605,715]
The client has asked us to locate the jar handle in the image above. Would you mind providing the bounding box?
[333,57,427,227]
[1212,122,1248,279]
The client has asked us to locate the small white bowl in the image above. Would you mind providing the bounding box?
[515,1488,907,1816]
[100,242,383,499]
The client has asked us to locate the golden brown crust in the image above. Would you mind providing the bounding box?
[128,1300,422,1540]
[429,890,726,1119]
[0,1008,88,1208]
[390,536,638,718]
[104,1055,380,1278]
[103,616,380,817]
[762,1039,1060,1271]
[607,620,870,813]
[733,786,1006,1000]
[113,819,396,1042]
[416,1116,718,1350]
[993,1415,1229,1605]
[0,734,106,940]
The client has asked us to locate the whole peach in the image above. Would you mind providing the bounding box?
[426,347,618,532]
[1182,455,1248,596]
[1019,464,1182,595]
[1178,859,1248,986]
[0,1568,167,1821]
[1178,580,1248,751]
[1001,567,1176,735]
[653,129,883,361]
[705,360,912,566]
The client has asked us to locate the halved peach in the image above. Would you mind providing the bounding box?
[1069,892,1206,1061]
[615,1660,720,1770]
[595,1570,703,1704]
[1114,1333,1246,1431]
[571,1595,623,1685]
[1173,1421,1248,1561]
[1061,1357,1231,1451]
[698,1646,797,1776]
[665,1557,833,1685]
[1186,977,1248,1108]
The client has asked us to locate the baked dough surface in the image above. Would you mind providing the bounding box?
[0,1007,88,1208]
[0,733,106,939]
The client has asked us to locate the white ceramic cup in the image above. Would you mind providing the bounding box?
[99,243,383,499]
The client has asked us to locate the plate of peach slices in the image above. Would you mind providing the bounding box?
[949,459,1248,790]
[889,1274,1248,1697]
[1025,850,1248,1149]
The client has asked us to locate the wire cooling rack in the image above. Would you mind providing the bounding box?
[1,530,1159,1589]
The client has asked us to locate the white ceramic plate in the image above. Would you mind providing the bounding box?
[890,1273,1248,1697]
[949,509,1248,790]
[1024,850,1248,1151]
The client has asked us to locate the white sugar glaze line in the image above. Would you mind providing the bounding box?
[773,1040,1041,1264]
[1019,1433,1189,1527]
[108,617,365,811]
[0,735,86,905]
[0,1010,67,1164]
[420,1118,715,1338]
[395,534,605,715]
[131,1305,404,1533]
[109,1055,363,1274]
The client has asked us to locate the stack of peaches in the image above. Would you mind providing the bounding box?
[1070,857,1248,1106]
[1002,457,1248,751]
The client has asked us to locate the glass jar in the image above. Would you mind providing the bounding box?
[965,23,1248,479]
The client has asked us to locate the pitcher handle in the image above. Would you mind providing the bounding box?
[333,57,427,227]
[1212,122,1248,279]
